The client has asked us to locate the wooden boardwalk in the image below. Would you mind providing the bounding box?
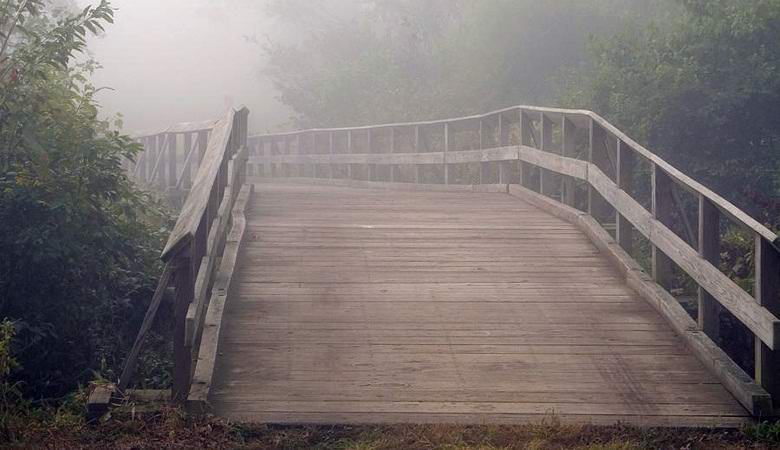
[209,183,749,426]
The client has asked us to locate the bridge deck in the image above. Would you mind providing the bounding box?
[210,183,749,426]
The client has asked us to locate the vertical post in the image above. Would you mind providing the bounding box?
[390,128,396,183]
[197,130,208,173]
[367,129,374,181]
[443,123,449,185]
[172,255,193,401]
[697,196,720,341]
[295,134,302,178]
[561,118,577,207]
[479,119,488,185]
[156,134,167,189]
[183,133,193,188]
[498,114,505,184]
[347,131,353,180]
[519,111,535,188]
[167,133,177,189]
[138,137,148,182]
[651,164,675,289]
[329,132,335,179]
[587,120,595,214]
[414,126,421,184]
[540,114,556,197]
[755,237,780,409]
[616,141,634,252]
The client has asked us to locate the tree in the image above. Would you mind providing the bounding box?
[560,0,780,223]
[263,0,664,128]
[0,1,169,399]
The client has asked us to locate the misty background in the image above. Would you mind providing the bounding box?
[78,0,289,134]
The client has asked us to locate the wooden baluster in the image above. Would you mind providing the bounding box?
[479,119,488,185]
[172,254,193,401]
[651,164,675,289]
[519,111,535,188]
[329,132,335,179]
[414,126,421,184]
[498,114,505,184]
[347,131,353,180]
[168,132,178,189]
[197,130,208,174]
[390,128,396,183]
[561,118,577,207]
[755,237,780,409]
[616,141,634,252]
[182,133,193,188]
[295,134,302,177]
[540,114,556,197]
[138,137,148,182]
[157,134,167,189]
[697,196,720,341]
[444,123,449,185]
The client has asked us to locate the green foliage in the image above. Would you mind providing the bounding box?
[0,1,170,400]
[264,0,664,129]
[560,0,780,222]
[743,420,780,444]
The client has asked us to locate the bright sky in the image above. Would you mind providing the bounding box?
[78,0,290,134]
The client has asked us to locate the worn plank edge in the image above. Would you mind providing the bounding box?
[186,184,253,414]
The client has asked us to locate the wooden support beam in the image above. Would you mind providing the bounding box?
[444,123,449,185]
[367,130,374,182]
[616,141,634,252]
[390,128,396,183]
[414,126,421,184]
[347,131,353,180]
[540,114,557,197]
[561,118,577,207]
[652,164,676,290]
[755,237,780,411]
[698,196,721,342]
[118,263,175,391]
[497,114,505,184]
[173,255,193,401]
[168,133,178,188]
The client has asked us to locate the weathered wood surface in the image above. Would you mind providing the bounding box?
[208,183,749,426]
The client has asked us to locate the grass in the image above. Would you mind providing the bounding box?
[3,407,780,449]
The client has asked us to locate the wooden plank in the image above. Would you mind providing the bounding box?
[188,184,253,413]
[208,183,751,425]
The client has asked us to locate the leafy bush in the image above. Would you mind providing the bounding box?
[0,1,171,400]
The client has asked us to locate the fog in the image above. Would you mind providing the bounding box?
[79,0,293,134]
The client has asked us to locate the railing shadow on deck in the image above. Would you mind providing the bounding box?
[247,105,780,418]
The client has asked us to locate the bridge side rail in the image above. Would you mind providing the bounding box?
[116,107,249,403]
[127,119,219,205]
[248,105,780,416]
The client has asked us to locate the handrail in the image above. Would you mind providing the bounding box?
[116,107,250,402]
[249,105,778,247]
[248,105,780,414]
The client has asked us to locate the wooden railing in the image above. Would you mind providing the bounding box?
[128,119,219,205]
[249,105,780,416]
[115,106,250,403]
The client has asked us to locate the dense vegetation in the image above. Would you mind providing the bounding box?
[0,0,169,410]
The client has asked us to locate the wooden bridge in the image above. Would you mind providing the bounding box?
[103,105,780,427]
